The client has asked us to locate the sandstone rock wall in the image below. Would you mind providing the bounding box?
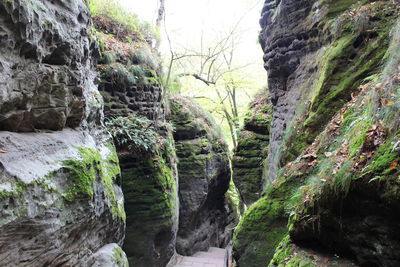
[233,1,400,266]
[120,141,178,267]
[232,90,271,206]
[0,0,126,266]
[260,0,398,180]
[168,96,234,256]
[93,18,179,266]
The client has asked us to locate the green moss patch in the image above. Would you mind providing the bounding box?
[63,146,125,221]
[282,2,399,165]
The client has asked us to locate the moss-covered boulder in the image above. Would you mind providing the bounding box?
[233,90,272,205]
[168,95,235,256]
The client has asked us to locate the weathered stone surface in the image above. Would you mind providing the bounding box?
[232,90,271,205]
[0,0,100,132]
[95,17,180,265]
[0,130,125,266]
[90,242,129,267]
[233,1,400,267]
[0,0,125,265]
[120,146,179,267]
[168,96,234,256]
[260,0,398,180]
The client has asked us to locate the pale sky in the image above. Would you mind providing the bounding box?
[118,0,266,65]
[118,0,268,146]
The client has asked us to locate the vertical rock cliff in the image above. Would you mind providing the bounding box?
[232,90,271,206]
[167,96,234,256]
[0,0,126,265]
[233,1,400,267]
[92,15,179,267]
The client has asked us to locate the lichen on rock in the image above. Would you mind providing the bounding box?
[233,90,272,205]
[0,0,126,265]
[168,95,235,256]
[233,1,400,267]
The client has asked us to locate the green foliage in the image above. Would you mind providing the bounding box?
[106,115,158,153]
[363,135,400,176]
[89,0,158,42]
[102,51,117,64]
[128,64,145,78]
[63,147,100,201]
[130,47,159,70]
[62,146,125,221]
[101,63,137,89]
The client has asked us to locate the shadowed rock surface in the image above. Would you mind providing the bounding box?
[232,90,271,205]
[93,16,179,266]
[233,1,400,267]
[168,96,234,256]
[0,0,126,266]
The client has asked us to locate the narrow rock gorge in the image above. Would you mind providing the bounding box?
[0,0,233,266]
[1,0,400,266]
[168,96,234,255]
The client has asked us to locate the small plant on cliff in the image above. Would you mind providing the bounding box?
[106,115,158,153]
[89,0,158,43]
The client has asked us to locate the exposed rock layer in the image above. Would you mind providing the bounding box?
[0,0,126,266]
[233,1,400,267]
[0,0,98,132]
[232,90,271,205]
[168,96,234,256]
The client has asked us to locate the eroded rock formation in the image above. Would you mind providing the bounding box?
[0,0,126,266]
[93,16,179,266]
[233,1,400,267]
[232,90,271,206]
[168,96,234,256]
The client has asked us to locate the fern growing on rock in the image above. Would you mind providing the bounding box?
[106,115,158,153]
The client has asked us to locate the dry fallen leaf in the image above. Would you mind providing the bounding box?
[384,101,395,106]
[390,161,398,170]
[0,149,7,153]
[375,82,384,90]
[323,258,330,263]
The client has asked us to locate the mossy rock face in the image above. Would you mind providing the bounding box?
[168,95,234,256]
[232,155,312,266]
[62,145,125,221]
[93,16,163,121]
[120,145,178,267]
[0,132,125,266]
[233,2,400,266]
[284,20,400,266]
[268,235,358,267]
[238,17,400,267]
[260,0,400,181]
[233,91,272,205]
[232,197,287,267]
